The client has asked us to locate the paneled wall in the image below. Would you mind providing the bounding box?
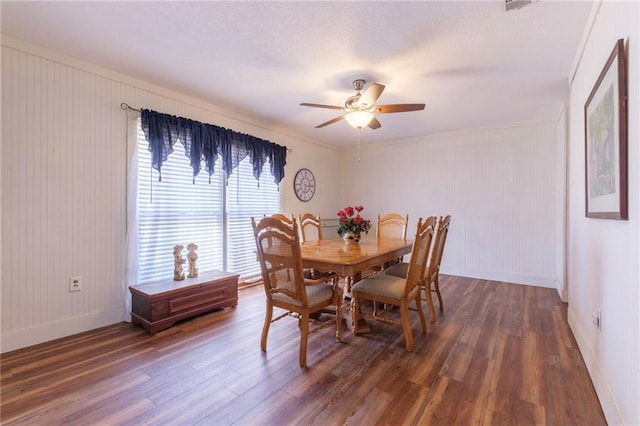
[340,120,560,288]
[2,46,129,349]
[1,37,340,352]
[567,1,640,424]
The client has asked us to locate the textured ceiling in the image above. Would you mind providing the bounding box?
[1,1,593,147]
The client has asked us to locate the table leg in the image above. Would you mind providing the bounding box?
[338,273,371,334]
[342,271,362,298]
[346,292,371,335]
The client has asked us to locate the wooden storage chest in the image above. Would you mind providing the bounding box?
[129,270,239,334]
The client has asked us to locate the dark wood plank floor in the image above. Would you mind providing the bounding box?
[1,275,606,425]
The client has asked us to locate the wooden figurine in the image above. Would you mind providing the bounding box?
[173,244,185,281]
[187,243,198,278]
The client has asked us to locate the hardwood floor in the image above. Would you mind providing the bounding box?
[1,275,606,425]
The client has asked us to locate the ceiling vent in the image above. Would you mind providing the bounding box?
[505,0,532,12]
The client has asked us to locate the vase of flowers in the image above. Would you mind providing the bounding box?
[337,205,372,244]
[343,231,361,243]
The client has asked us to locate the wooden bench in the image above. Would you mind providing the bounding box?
[129,270,239,334]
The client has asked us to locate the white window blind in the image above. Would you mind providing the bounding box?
[136,120,281,284]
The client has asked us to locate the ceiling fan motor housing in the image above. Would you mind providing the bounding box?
[352,79,366,91]
[346,79,367,109]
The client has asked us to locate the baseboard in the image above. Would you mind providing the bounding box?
[440,267,556,288]
[556,278,568,302]
[567,308,622,425]
[1,306,126,354]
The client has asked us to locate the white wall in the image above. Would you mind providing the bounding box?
[0,37,340,352]
[567,1,639,424]
[339,119,563,289]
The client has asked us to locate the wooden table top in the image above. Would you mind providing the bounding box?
[300,237,413,277]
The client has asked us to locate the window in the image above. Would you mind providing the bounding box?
[136,120,281,284]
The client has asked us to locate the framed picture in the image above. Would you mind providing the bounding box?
[584,39,628,220]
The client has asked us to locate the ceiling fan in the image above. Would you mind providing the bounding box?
[300,79,425,130]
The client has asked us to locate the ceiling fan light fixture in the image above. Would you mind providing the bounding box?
[344,110,374,129]
[301,80,424,129]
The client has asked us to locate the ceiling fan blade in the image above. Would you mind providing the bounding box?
[358,83,385,107]
[300,102,343,110]
[315,115,344,128]
[374,103,425,113]
[368,117,382,129]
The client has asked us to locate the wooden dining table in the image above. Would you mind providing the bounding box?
[300,236,413,281]
[300,236,413,333]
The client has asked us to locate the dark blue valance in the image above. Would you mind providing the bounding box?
[140,109,287,184]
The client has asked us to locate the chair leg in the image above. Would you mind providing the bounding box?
[423,282,436,323]
[415,293,427,334]
[335,295,343,342]
[261,301,273,352]
[299,314,310,368]
[400,300,414,352]
[434,274,443,312]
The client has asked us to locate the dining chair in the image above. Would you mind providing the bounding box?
[298,213,338,279]
[376,213,409,239]
[370,213,410,312]
[251,215,343,368]
[376,213,409,267]
[298,213,323,242]
[351,216,436,352]
[384,215,451,322]
[298,213,339,284]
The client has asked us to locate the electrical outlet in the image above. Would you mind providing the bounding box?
[69,276,82,292]
[591,310,601,330]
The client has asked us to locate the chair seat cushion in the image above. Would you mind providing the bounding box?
[272,282,335,307]
[352,274,408,299]
[384,262,408,278]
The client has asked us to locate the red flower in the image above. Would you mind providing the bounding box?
[344,206,354,217]
[336,205,372,237]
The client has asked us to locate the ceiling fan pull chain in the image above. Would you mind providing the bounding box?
[356,130,361,163]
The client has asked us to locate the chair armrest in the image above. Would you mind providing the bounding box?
[303,274,337,286]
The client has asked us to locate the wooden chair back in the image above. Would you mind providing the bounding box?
[426,215,451,281]
[252,216,307,306]
[376,213,409,240]
[298,213,323,242]
[403,216,436,297]
[269,213,294,226]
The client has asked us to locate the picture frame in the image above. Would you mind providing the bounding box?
[584,38,628,220]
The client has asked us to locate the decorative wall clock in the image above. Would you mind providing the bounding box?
[294,168,316,202]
